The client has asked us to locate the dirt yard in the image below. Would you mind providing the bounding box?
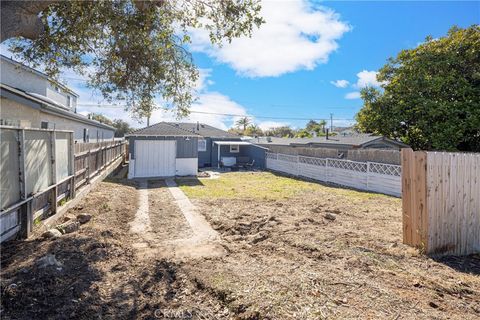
[1,171,479,319]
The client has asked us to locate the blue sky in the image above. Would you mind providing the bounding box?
[3,1,479,130]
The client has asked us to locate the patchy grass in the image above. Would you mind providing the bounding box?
[177,171,391,200]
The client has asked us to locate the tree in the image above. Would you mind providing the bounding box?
[296,119,328,137]
[355,25,480,151]
[265,126,295,138]
[1,1,263,119]
[235,116,251,132]
[88,113,113,126]
[244,124,263,136]
[112,119,133,137]
[88,113,132,137]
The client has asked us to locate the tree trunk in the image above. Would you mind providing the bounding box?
[1,1,57,43]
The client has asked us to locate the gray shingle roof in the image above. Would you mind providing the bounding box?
[252,134,406,147]
[127,122,200,136]
[165,122,239,138]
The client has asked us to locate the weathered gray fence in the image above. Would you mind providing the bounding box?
[266,152,402,197]
[73,140,126,190]
[0,126,126,242]
[262,145,401,165]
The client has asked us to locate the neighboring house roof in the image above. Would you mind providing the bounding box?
[127,122,200,137]
[252,134,408,148]
[0,54,79,97]
[0,83,115,131]
[165,122,240,138]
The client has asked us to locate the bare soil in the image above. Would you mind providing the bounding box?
[1,172,479,319]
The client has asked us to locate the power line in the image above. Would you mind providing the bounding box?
[76,104,356,121]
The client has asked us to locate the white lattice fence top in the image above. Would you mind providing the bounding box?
[369,162,401,176]
[299,156,326,167]
[277,154,298,163]
[266,152,278,160]
[328,159,368,172]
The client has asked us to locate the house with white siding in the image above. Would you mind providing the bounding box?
[0,55,115,142]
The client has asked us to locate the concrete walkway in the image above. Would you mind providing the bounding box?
[164,179,225,259]
[129,179,225,260]
[165,179,219,241]
[129,180,151,234]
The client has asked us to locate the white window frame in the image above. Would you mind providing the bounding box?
[230,144,240,153]
[198,139,207,152]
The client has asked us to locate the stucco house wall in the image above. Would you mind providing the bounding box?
[1,56,77,112]
[1,97,114,143]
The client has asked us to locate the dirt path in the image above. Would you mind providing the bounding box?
[128,179,224,260]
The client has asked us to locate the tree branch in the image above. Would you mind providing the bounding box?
[1,0,58,42]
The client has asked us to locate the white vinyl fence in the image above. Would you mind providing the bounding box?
[266,152,401,197]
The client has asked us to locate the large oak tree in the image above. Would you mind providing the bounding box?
[1,0,263,118]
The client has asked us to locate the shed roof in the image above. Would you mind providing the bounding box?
[213,141,268,149]
[252,135,408,148]
[165,122,239,138]
[127,122,200,137]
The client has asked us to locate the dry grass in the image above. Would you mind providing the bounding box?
[177,171,389,201]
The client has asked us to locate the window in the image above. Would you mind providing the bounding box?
[41,121,49,129]
[230,144,239,153]
[198,139,207,152]
[67,95,71,108]
[83,128,89,142]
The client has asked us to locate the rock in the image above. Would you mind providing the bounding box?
[56,221,80,234]
[42,229,62,239]
[37,254,63,269]
[250,232,269,244]
[327,209,342,214]
[324,213,337,221]
[76,213,92,224]
[62,214,76,222]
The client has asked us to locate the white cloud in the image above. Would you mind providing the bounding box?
[330,79,349,88]
[150,92,248,131]
[355,70,385,88]
[345,91,361,99]
[189,0,350,77]
[256,121,289,131]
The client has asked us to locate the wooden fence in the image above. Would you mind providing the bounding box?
[0,125,126,242]
[266,152,402,197]
[402,149,480,255]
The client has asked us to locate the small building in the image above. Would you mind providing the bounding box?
[126,122,267,178]
[253,134,408,151]
[0,55,115,142]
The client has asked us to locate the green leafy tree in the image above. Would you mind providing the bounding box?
[295,119,328,137]
[355,25,480,151]
[88,113,114,126]
[235,116,252,132]
[88,113,133,137]
[265,126,295,138]
[1,0,263,118]
[244,124,263,136]
[112,119,133,137]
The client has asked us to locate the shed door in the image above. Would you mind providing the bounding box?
[134,140,176,177]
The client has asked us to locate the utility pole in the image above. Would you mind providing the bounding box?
[330,113,333,132]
